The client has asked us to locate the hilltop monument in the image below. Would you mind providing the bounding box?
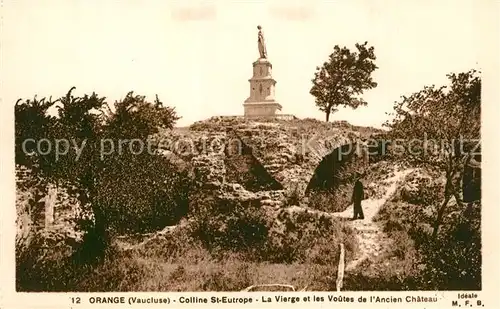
[243,25,282,118]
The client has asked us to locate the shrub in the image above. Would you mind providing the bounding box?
[417,203,481,290]
[188,190,357,266]
[188,192,269,253]
[261,210,357,265]
[372,179,481,290]
[15,88,186,263]
[16,236,146,292]
[308,187,351,213]
[16,230,78,292]
[95,152,192,234]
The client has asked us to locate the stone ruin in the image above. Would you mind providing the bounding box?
[150,116,372,209]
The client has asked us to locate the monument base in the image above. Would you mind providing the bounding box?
[243,102,282,118]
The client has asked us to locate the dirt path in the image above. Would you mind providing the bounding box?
[114,221,189,251]
[331,166,414,272]
[114,164,415,277]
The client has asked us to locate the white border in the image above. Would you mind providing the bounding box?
[1,1,499,308]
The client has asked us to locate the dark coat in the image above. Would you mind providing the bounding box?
[352,179,364,203]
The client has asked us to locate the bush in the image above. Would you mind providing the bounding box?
[95,152,192,234]
[372,181,481,290]
[188,190,357,266]
[16,88,198,293]
[16,230,78,291]
[16,235,146,292]
[188,192,269,253]
[308,187,351,213]
[417,203,481,290]
[261,210,357,265]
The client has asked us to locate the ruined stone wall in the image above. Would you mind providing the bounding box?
[188,117,370,193]
[15,165,85,254]
[305,142,369,194]
[149,117,375,209]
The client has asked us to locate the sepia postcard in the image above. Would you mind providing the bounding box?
[1,0,499,308]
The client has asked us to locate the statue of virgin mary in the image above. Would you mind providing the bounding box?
[257,25,267,59]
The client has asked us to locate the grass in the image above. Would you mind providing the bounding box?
[19,153,479,291]
[307,187,351,213]
[90,251,339,291]
[17,236,348,292]
[17,197,358,292]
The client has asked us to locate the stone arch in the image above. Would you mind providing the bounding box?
[304,142,369,195]
[224,130,283,192]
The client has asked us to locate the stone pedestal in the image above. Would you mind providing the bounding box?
[244,58,282,117]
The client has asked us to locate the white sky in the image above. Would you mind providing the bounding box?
[2,0,485,128]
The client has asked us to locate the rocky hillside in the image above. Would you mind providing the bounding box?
[16,116,384,278]
[16,117,382,244]
[149,116,379,205]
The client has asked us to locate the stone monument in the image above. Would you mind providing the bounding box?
[243,25,282,118]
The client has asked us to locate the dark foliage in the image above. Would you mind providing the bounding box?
[188,192,269,253]
[310,42,378,121]
[15,87,187,267]
[384,70,481,239]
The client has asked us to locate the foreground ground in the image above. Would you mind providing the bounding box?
[16,159,481,291]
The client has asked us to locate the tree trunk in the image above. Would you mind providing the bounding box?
[75,184,109,264]
[432,194,451,239]
[452,168,464,208]
[432,168,455,240]
[325,110,330,122]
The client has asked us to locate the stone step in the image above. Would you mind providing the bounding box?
[358,236,379,243]
[261,199,282,206]
[354,227,379,234]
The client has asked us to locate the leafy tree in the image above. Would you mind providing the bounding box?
[384,70,481,239]
[15,96,57,167]
[15,87,186,262]
[310,42,378,121]
[104,92,180,139]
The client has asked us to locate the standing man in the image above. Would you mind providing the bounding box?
[351,172,365,220]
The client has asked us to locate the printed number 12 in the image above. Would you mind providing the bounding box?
[72,297,81,304]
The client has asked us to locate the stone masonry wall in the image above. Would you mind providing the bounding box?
[16,165,85,254]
